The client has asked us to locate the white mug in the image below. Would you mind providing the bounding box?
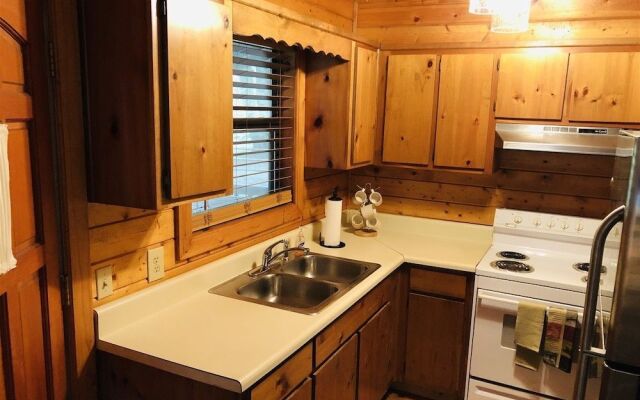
[360,204,375,219]
[351,213,365,229]
[353,189,368,205]
[369,189,383,207]
[365,215,381,230]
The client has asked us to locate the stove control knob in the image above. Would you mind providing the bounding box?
[614,227,621,238]
[547,220,556,229]
[534,218,542,228]
[576,223,584,232]
[513,216,523,225]
[561,221,569,231]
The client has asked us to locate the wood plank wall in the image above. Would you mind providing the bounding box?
[350,151,617,225]
[355,0,640,49]
[88,172,347,305]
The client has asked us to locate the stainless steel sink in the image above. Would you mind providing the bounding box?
[209,253,381,314]
[280,254,371,284]
[237,274,338,309]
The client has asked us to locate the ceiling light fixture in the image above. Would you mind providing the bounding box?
[468,0,496,15]
[490,0,532,33]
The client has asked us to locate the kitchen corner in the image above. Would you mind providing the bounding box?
[94,213,492,393]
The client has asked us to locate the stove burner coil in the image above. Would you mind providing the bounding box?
[573,263,607,274]
[497,251,529,260]
[490,260,534,273]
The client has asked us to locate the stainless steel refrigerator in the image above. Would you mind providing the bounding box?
[575,130,640,399]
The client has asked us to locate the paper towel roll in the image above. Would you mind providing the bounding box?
[321,189,342,246]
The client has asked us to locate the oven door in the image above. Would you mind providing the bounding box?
[470,289,604,399]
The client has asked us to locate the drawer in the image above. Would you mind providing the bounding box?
[410,268,467,300]
[251,343,313,400]
[284,378,312,400]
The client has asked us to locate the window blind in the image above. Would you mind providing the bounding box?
[192,38,296,231]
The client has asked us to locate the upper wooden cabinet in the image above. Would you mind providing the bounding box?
[305,44,379,170]
[83,0,233,209]
[434,54,496,170]
[566,52,640,123]
[382,54,438,166]
[495,52,569,120]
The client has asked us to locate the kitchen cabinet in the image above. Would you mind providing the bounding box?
[82,0,233,209]
[358,302,395,400]
[400,266,474,400]
[495,52,569,120]
[566,52,640,123]
[382,54,438,166]
[434,54,496,170]
[305,44,379,169]
[314,334,358,400]
[97,270,404,400]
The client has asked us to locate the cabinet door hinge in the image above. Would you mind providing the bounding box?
[48,41,56,78]
[497,59,500,71]
[61,273,72,307]
[493,101,497,113]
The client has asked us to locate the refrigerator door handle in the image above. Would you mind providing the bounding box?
[574,205,626,400]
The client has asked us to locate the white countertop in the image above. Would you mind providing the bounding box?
[94,213,492,393]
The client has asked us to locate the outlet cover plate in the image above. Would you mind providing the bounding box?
[147,246,165,282]
[96,266,113,300]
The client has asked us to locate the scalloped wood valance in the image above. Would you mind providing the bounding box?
[232,2,353,60]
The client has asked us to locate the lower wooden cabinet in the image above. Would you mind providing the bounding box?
[358,303,395,400]
[285,378,312,400]
[400,266,474,400]
[314,334,359,400]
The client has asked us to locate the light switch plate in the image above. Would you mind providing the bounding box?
[96,266,113,300]
[147,246,165,282]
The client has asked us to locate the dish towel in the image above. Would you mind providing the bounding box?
[558,310,579,373]
[514,302,547,371]
[0,124,16,275]
[589,314,610,379]
[543,307,568,368]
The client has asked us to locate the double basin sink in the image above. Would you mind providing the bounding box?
[209,254,381,314]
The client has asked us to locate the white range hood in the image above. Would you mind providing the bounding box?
[496,123,636,157]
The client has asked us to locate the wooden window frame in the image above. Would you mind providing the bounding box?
[175,51,306,261]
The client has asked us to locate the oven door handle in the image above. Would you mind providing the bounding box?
[477,291,585,318]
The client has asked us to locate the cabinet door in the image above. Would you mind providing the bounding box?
[352,46,379,166]
[566,52,640,123]
[382,54,438,165]
[404,293,465,400]
[166,0,233,199]
[284,378,312,400]
[314,334,358,400]
[496,52,569,120]
[358,303,394,400]
[434,54,495,170]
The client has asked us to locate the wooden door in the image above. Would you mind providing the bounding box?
[434,54,495,170]
[314,334,358,400]
[0,2,67,399]
[566,52,640,123]
[404,293,465,400]
[351,46,378,166]
[496,52,569,120]
[166,0,233,199]
[358,302,394,400]
[382,54,438,166]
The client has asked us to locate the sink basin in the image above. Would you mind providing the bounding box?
[280,254,370,284]
[237,274,338,309]
[209,253,381,314]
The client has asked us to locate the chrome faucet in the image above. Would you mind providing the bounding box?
[250,239,310,277]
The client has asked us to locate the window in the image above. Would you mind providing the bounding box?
[191,38,296,231]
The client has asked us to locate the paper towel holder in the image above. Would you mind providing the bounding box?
[319,233,346,248]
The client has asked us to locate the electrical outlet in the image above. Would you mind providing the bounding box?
[147,246,165,282]
[96,266,113,300]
